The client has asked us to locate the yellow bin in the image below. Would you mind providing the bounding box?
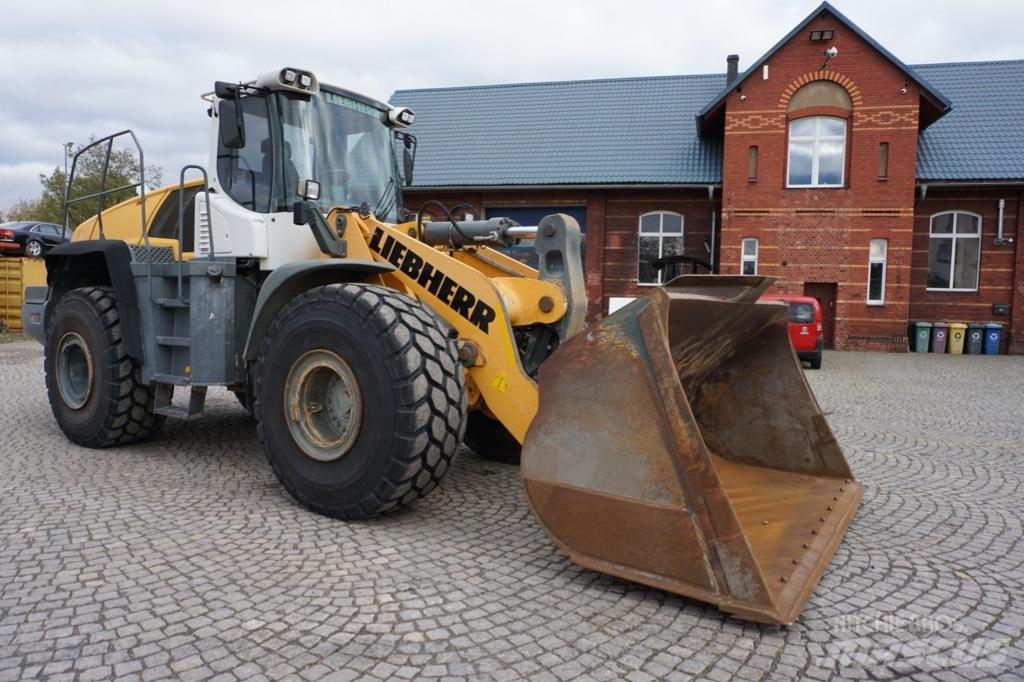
[947,323,968,354]
[0,257,47,331]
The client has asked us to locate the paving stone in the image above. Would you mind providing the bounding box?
[0,345,1021,679]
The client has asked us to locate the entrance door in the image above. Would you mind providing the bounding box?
[803,282,837,349]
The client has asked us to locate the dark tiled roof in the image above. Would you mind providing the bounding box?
[914,60,1024,181]
[391,61,1023,187]
[390,74,724,187]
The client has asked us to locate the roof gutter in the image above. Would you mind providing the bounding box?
[405,183,722,192]
[916,180,1024,188]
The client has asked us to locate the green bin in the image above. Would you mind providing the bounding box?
[912,322,932,353]
[947,323,967,354]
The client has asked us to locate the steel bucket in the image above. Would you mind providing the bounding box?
[521,276,863,624]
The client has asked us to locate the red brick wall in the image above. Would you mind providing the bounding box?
[717,8,922,351]
[910,188,1021,353]
[405,187,716,321]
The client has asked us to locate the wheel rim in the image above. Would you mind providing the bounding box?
[284,349,363,462]
[56,332,94,409]
[27,242,41,256]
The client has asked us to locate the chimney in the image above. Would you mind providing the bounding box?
[726,54,739,85]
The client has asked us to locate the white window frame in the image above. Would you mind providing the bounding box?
[637,211,684,286]
[867,238,887,305]
[741,237,758,275]
[786,116,846,188]
[927,211,982,292]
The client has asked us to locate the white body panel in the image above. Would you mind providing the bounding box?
[205,99,323,269]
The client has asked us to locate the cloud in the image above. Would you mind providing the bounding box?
[1,0,1021,209]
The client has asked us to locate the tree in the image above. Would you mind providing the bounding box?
[7,139,162,227]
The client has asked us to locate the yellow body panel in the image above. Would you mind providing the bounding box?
[72,180,204,258]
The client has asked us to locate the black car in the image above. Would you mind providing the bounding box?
[0,221,71,257]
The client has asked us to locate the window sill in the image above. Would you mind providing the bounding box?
[786,184,845,189]
[866,301,885,307]
[926,288,979,293]
[636,282,662,288]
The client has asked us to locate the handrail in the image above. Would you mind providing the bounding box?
[63,130,147,247]
[174,166,213,302]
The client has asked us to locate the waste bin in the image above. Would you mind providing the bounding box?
[947,323,967,354]
[912,322,932,353]
[930,322,948,353]
[983,323,1003,355]
[966,324,985,354]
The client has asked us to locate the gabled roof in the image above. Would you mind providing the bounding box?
[389,61,1023,187]
[696,1,951,134]
[390,74,724,188]
[915,60,1024,182]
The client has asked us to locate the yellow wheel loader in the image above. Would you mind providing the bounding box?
[23,68,862,624]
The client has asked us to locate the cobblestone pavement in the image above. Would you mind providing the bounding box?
[1,341,1022,681]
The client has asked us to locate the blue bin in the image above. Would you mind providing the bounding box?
[983,323,1003,355]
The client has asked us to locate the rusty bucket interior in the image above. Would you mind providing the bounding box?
[522,276,863,625]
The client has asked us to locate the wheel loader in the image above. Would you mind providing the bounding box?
[22,67,863,625]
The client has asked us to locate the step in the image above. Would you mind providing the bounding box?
[152,373,191,385]
[155,335,191,347]
[153,384,208,419]
[155,298,189,308]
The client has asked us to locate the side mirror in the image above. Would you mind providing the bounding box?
[297,179,320,201]
[218,100,245,149]
[400,133,416,186]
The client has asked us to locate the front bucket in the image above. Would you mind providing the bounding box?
[521,276,863,624]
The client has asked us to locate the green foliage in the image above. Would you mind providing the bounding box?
[6,139,162,228]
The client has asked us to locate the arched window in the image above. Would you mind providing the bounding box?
[787,116,846,187]
[928,211,981,291]
[637,211,683,285]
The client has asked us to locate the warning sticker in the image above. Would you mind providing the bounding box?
[490,372,508,394]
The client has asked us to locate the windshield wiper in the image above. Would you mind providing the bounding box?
[372,176,396,222]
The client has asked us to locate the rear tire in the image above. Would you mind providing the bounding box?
[809,353,822,370]
[254,283,467,519]
[464,412,522,464]
[25,240,43,257]
[45,286,165,447]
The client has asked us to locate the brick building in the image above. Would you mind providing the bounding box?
[392,2,1024,353]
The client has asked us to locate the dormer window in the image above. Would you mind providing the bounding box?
[787,116,846,187]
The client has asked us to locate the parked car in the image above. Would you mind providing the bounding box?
[0,221,70,257]
[761,294,824,369]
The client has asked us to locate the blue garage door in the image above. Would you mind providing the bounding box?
[484,206,587,267]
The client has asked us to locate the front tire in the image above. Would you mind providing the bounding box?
[45,286,165,447]
[254,283,467,519]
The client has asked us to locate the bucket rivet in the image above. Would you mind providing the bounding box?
[833,496,839,501]
[780,576,788,583]
[819,517,825,522]
[845,478,851,484]
[802,543,809,548]
[840,487,846,492]
[762,520,768,526]
[827,506,833,511]
[811,529,818,535]
[792,559,799,565]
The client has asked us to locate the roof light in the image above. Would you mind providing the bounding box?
[299,74,312,88]
[282,69,297,83]
[388,106,415,128]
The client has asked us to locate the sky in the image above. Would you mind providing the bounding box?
[1,0,1022,211]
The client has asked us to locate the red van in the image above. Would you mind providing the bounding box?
[760,295,824,369]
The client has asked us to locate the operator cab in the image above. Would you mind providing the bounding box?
[207,68,415,268]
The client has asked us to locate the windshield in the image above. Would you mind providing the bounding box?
[275,90,401,222]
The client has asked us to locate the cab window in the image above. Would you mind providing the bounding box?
[217,96,274,213]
